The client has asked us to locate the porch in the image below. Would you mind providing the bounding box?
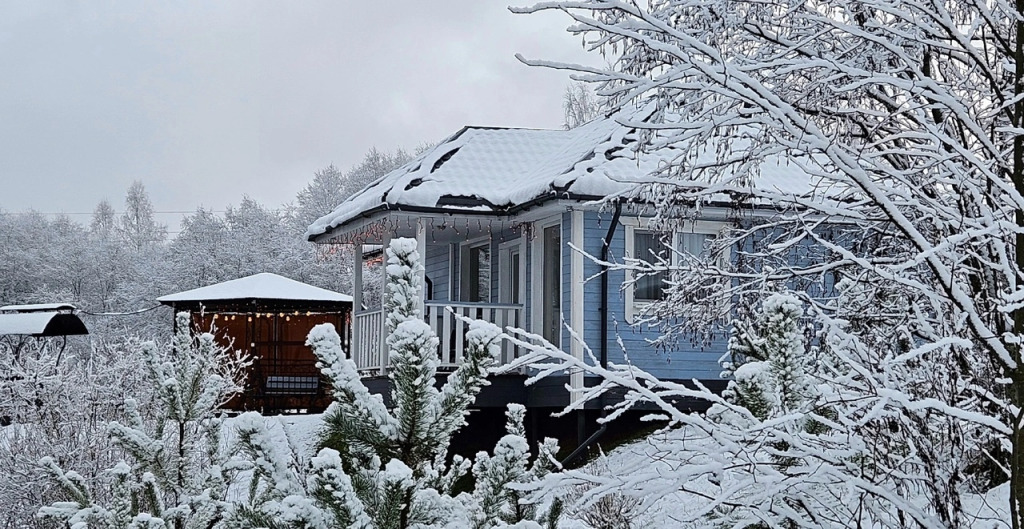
[337,213,541,375]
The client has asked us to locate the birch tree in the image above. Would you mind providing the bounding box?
[511,0,1024,525]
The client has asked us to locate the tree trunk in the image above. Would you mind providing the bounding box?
[1010,3,1024,527]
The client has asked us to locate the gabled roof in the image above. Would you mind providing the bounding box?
[306,109,822,241]
[157,273,353,304]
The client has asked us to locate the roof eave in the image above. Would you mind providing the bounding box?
[307,191,614,243]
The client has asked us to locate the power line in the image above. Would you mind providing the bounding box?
[11,208,289,216]
[24,210,229,216]
[78,304,164,317]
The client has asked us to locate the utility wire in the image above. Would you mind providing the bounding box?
[78,305,164,317]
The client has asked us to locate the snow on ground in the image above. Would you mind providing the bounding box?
[573,433,1013,529]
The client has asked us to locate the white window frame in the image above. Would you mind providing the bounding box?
[531,216,563,347]
[459,236,492,303]
[622,217,729,324]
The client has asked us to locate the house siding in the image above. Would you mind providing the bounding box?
[579,209,727,381]
[424,243,450,302]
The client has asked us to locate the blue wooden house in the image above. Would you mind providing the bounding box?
[306,115,815,449]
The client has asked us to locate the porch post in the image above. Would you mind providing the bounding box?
[415,218,427,316]
[380,231,391,373]
[351,243,363,360]
[570,210,585,403]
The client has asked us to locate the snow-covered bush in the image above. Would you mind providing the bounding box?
[36,312,247,528]
[0,335,155,528]
[561,454,640,529]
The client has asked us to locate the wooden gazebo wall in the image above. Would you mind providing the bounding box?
[176,299,351,413]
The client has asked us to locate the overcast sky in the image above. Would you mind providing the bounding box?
[0,1,595,229]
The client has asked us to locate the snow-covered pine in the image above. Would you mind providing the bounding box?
[469,404,562,528]
[234,238,558,528]
[718,293,811,423]
[37,312,248,529]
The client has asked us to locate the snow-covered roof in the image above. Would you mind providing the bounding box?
[306,112,820,240]
[0,303,76,313]
[157,273,353,304]
[0,312,88,336]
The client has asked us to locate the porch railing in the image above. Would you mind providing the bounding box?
[353,309,385,373]
[349,302,523,373]
[424,302,523,369]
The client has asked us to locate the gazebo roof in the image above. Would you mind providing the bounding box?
[0,312,88,337]
[156,273,352,305]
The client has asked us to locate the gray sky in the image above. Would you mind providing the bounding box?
[0,1,595,229]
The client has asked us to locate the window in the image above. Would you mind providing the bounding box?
[624,219,726,323]
[633,231,671,302]
[460,240,491,302]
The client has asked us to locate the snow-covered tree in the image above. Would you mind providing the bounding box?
[91,199,117,240]
[294,148,416,231]
[468,404,562,528]
[37,312,247,528]
[513,0,1024,524]
[719,293,811,423]
[118,181,167,253]
[504,287,999,527]
[232,239,557,528]
[562,81,600,129]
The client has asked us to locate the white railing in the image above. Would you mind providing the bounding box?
[350,303,523,374]
[424,301,523,369]
[353,309,385,374]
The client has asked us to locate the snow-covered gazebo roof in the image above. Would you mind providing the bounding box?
[306,111,820,241]
[157,273,352,306]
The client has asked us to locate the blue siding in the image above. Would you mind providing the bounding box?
[577,210,727,381]
[416,209,834,384]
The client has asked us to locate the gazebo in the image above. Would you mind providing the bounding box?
[157,273,352,413]
[0,303,89,359]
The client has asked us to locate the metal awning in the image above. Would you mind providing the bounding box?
[0,311,89,337]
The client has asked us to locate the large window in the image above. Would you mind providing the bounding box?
[624,220,725,322]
